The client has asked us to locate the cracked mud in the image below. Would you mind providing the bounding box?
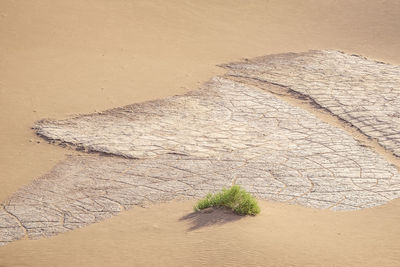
[223,50,400,157]
[2,51,400,246]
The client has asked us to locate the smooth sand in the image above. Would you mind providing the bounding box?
[1,0,400,266]
[1,200,400,266]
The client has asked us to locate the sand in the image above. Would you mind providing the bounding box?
[1,0,400,266]
[1,200,400,266]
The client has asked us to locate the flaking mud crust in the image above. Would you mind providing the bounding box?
[223,50,400,157]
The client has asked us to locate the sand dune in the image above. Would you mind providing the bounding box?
[1,0,400,266]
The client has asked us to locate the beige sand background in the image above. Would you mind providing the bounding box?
[1,0,400,266]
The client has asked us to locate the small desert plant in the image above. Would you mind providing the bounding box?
[194,185,260,215]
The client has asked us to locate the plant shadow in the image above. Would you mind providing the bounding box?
[179,207,244,231]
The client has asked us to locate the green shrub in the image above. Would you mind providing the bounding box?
[194,185,260,215]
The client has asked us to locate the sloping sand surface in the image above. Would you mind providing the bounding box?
[1,0,400,266]
[1,200,400,266]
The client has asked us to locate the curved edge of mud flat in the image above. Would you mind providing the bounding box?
[3,50,400,246]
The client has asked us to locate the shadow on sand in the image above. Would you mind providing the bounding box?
[179,207,244,231]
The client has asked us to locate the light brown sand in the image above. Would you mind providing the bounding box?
[1,200,400,266]
[1,0,400,266]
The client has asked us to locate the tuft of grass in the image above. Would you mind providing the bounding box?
[194,185,260,216]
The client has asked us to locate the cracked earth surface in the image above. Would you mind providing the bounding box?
[2,51,400,245]
[223,50,400,157]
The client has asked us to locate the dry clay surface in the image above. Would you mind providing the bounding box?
[223,50,400,157]
[2,51,400,245]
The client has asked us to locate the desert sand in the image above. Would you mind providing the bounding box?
[1,0,400,266]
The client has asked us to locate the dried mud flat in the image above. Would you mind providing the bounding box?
[2,50,400,246]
